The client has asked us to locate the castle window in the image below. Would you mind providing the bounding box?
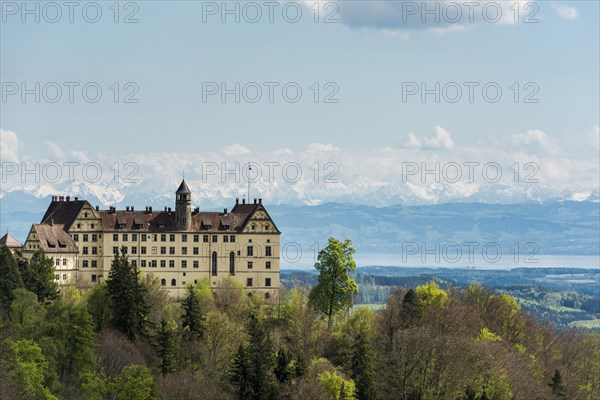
[203,235,209,243]
[265,246,272,257]
[171,279,176,287]
[77,223,81,228]
[265,278,271,287]
[83,247,88,255]
[193,261,199,268]
[63,258,67,266]
[122,234,128,241]
[169,260,175,268]
[141,260,146,268]
[152,246,157,254]
[161,234,166,242]
[91,224,94,229]
[151,260,157,268]
[62,273,67,280]
[265,224,270,230]
[91,275,96,282]
[113,247,118,255]
[158,224,165,229]
[161,279,166,286]
[131,260,137,267]
[153,234,158,241]
[182,247,187,255]
[266,261,271,269]
[247,261,253,269]
[55,274,60,280]
[83,260,89,268]
[132,234,137,241]
[182,260,187,268]
[131,247,137,255]
[92,247,98,255]
[113,234,118,241]
[246,278,253,287]
[230,252,235,275]
[141,247,147,254]
[141,234,147,242]
[55,258,60,266]
[161,247,166,255]
[92,234,98,242]
[83,234,88,242]
[247,246,254,257]
[211,252,218,276]
[223,235,229,243]
[193,235,199,242]
[265,293,270,300]
[193,247,199,255]
[230,235,236,242]
[170,234,175,242]
[212,235,217,243]
[73,234,79,241]
[161,260,166,268]
[169,247,175,255]
[84,212,88,217]
[92,260,97,268]
[182,234,187,242]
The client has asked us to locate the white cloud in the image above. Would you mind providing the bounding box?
[306,143,341,152]
[0,129,19,162]
[405,126,455,149]
[272,147,294,155]
[589,126,600,149]
[222,144,251,157]
[510,129,558,154]
[44,140,65,158]
[552,4,579,20]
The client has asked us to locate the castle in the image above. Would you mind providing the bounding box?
[21,180,280,300]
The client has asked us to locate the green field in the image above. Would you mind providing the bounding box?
[569,319,600,329]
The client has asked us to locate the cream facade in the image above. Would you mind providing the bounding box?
[22,180,281,300]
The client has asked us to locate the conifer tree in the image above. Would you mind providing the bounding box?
[106,248,147,340]
[181,285,205,340]
[351,330,377,400]
[156,319,177,376]
[0,245,24,307]
[22,249,58,303]
[549,369,567,398]
[231,345,253,400]
[274,348,292,384]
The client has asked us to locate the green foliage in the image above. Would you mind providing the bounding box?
[9,288,46,336]
[106,248,147,340]
[351,330,377,400]
[81,365,158,400]
[309,237,359,329]
[86,282,111,332]
[1,338,59,400]
[478,327,502,342]
[181,284,206,340]
[319,370,356,400]
[22,249,59,303]
[549,369,567,399]
[0,245,24,307]
[155,319,178,376]
[274,348,293,384]
[415,281,448,309]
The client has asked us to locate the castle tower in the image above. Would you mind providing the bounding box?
[175,179,192,231]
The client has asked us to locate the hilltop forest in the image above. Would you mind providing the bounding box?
[1,243,599,400]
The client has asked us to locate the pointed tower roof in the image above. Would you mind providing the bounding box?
[176,179,191,194]
[0,232,22,248]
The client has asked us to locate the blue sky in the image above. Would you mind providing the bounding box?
[1,1,599,206]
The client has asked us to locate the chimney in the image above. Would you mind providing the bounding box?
[66,196,70,202]
[96,205,99,211]
[242,198,246,204]
[253,198,257,204]
[258,198,262,204]
[168,207,172,213]
[165,207,168,212]
[126,206,130,211]
[131,206,134,211]
[59,196,64,202]
[236,198,239,204]
[74,197,78,201]
[224,208,227,214]
[149,206,152,212]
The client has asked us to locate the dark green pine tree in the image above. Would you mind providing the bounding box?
[23,249,59,303]
[274,348,292,384]
[231,345,254,400]
[402,288,423,326]
[181,285,205,340]
[351,330,378,400]
[549,369,567,398]
[247,314,277,400]
[106,247,147,340]
[156,319,177,376]
[0,245,24,307]
[294,355,308,379]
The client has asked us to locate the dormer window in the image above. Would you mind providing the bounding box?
[158,223,166,229]
[251,224,255,231]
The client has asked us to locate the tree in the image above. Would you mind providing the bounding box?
[156,319,177,376]
[231,345,253,400]
[415,281,448,310]
[87,283,111,333]
[549,369,566,399]
[181,285,206,340]
[22,249,59,303]
[351,330,377,400]
[1,338,59,400]
[0,245,24,307]
[318,370,356,400]
[401,288,423,325]
[106,248,147,340]
[274,348,293,384]
[309,237,358,329]
[81,365,158,400]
